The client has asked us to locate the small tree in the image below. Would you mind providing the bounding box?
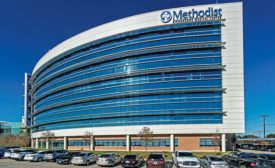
[242,135,258,138]
[138,127,153,151]
[213,128,221,153]
[83,131,93,150]
[41,131,55,149]
[18,128,31,147]
[267,134,275,138]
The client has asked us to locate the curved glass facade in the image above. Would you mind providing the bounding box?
[31,20,224,132]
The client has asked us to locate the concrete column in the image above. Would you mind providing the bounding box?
[46,138,49,150]
[126,135,131,151]
[221,134,226,152]
[31,139,34,148]
[64,137,68,150]
[90,136,94,151]
[35,138,39,148]
[170,134,175,152]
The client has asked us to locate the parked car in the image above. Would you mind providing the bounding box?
[223,152,259,168]
[121,154,144,168]
[24,151,50,162]
[11,149,36,161]
[3,148,20,158]
[0,147,7,158]
[96,153,121,166]
[257,154,275,168]
[71,152,97,166]
[43,150,68,162]
[172,151,200,168]
[200,155,229,168]
[56,152,80,165]
[259,147,271,151]
[146,153,166,168]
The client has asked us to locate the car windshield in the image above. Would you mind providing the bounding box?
[70,152,79,155]
[266,155,275,160]
[178,152,194,157]
[124,155,136,159]
[45,151,54,154]
[13,149,23,153]
[210,157,224,161]
[240,153,257,159]
[74,153,87,157]
[148,154,163,160]
[100,154,112,158]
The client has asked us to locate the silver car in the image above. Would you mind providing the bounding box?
[71,152,97,166]
[10,149,36,161]
[96,153,122,167]
[24,151,49,162]
[200,155,229,168]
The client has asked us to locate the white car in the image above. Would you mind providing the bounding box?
[3,148,20,158]
[172,151,200,168]
[96,153,122,167]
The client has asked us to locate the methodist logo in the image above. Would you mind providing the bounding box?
[160,11,172,23]
[160,7,222,23]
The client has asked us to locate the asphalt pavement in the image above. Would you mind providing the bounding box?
[0,159,174,168]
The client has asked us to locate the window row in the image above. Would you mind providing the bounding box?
[34,66,221,103]
[33,114,223,132]
[33,22,222,83]
[35,29,221,84]
[34,79,222,111]
[34,53,222,98]
[34,92,222,119]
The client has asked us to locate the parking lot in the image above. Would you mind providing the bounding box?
[0,159,174,168]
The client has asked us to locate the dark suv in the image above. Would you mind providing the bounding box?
[43,150,68,162]
[56,152,80,165]
[223,152,259,168]
[146,153,166,168]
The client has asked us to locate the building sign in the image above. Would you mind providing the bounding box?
[161,7,222,24]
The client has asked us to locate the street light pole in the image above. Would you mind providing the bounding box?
[261,115,268,138]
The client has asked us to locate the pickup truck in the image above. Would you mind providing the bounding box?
[172,151,200,168]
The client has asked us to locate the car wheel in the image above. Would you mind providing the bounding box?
[38,157,43,162]
[86,160,90,166]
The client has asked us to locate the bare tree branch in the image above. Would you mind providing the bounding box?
[138,127,153,151]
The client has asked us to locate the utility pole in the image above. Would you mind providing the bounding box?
[261,115,268,138]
